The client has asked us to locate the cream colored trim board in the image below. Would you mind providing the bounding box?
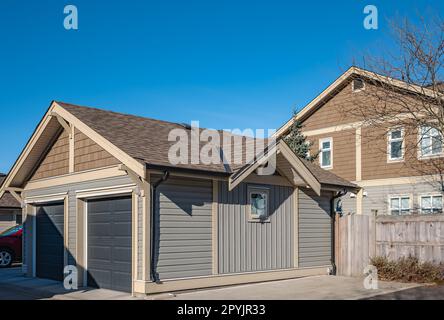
[356,175,443,187]
[279,141,322,195]
[355,127,362,182]
[142,176,151,282]
[69,124,75,173]
[0,106,55,198]
[76,184,135,199]
[229,140,321,195]
[53,103,146,178]
[24,166,126,191]
[275,66,443,139]
[138,266,330,294]
[356,189,363,215]
[304,122,363,137]
[25,192,68,204]
[132,192,138,294]
[212,180,218,275]
[293,187,299,268]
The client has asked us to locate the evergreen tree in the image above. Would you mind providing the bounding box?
[284,112,318,162]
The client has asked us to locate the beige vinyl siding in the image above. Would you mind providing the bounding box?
[362,182,442,216]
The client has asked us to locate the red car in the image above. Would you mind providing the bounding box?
[0,225,22,268]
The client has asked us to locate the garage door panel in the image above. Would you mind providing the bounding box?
[112,223,131,236]
[87,196,132,293]
[36,203,64,282]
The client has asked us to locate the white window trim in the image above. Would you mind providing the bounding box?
[319,137,333,169]
[387,194,412,216]
[418,193,443,215]
[247,186,270,223]
[387,128,404,162]
[352,78,366,92]
[417,125,444,160]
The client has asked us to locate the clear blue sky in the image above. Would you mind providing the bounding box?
[0,0,442,173]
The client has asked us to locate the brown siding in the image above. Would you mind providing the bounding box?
[361,126,443,180]
[31,131,70,180]
[74,129,120,172]
[302,82,362,131]
[308,129,356,181]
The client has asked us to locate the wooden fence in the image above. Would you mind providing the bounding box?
[337,213,444,277]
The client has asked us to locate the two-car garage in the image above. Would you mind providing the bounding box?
[34,196,133,293]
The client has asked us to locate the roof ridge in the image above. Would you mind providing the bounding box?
[56,101,188,128]
[56,101,266,140]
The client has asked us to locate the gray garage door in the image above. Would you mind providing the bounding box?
[87,196,132,292]
[36,202,65,281]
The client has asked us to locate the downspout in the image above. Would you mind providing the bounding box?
[150,171,170,283]
[330,188,347,275]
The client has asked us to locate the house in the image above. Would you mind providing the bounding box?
[276,66,444,217]
[0,174,21,233]
[0,101,355,295]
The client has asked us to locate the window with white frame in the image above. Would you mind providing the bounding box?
[420,195,443,214]
[389,196,411,215]
[388,128,404,161]
[319,138,332,169]
[248,187,269,221]
[420,126,443,157]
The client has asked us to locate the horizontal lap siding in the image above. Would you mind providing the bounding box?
[298,189,332,268]
[155,177,213,280]
[363,182,441,216]
[308,129,356,181]
[218,182,294,274]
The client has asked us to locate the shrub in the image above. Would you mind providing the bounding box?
[370,256,444,284]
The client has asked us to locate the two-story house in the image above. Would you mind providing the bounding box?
[276,66,444,216]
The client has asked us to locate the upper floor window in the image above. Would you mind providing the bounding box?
[388,128,404,161]
[389,196,411,215]
[420,126,443,158]
[319,137,333,169]
[420,195,443,214]
[352,78,365,92]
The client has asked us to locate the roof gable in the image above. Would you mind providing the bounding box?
[275,66,443,138]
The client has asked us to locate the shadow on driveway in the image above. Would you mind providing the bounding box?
[364,285,444,300]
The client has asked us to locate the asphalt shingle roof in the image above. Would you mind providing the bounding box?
[57,102,356,188]
[0,175,21,208]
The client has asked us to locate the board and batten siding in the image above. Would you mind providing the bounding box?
[154,177,213,280]
[298,189,333,268]
[218,181,295,274]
